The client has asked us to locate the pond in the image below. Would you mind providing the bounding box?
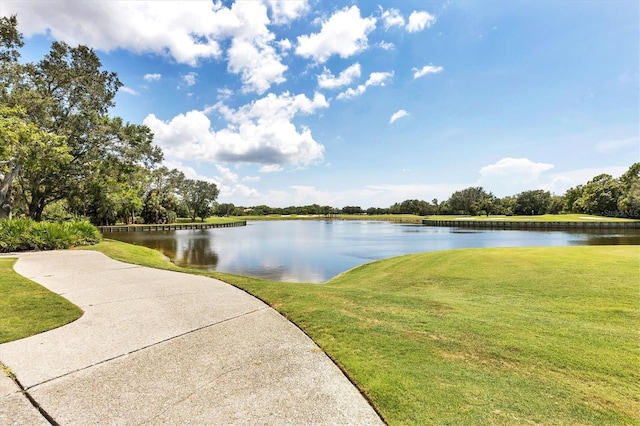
[104,220,640,283]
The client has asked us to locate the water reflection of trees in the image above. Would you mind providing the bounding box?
[174,236,219,269]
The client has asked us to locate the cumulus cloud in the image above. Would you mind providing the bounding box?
[317,63,361,89]
[259,165,284,173]
[4,1,292,94]
[480,157,554,180]
[389,109,409,124]
[4,1,224,66]
[223,1,288,94]
[478,157,555,196]
[337,71,393,100]
[215,164,239,183]
[144,91,328,168]
[380,8,405,29]
[295,6,376,63]
[182,72,197,86]
[412,64,443,79]
[265,0,309,24]
[377,41,395,50]
[144,73,162,82]
[120,86,139,95]
[406,11,437,32]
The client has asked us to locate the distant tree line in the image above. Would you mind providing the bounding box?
[219,163,640,219]
[0,16,219,225]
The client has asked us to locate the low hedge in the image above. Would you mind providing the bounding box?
[0,218,102,253]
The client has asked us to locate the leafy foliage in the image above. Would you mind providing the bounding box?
[0,218,101,252]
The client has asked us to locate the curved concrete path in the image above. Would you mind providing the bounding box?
[0,251,383,425]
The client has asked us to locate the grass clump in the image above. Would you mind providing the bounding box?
[0,258,82,343]
[0,218,101,253]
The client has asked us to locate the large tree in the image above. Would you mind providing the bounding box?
[617,162,640,218]
[0,17,162,220]
[447,187,495,216]
[513,190,551,215]
[0,107,70,218]
[579,174,620,216]
[179,179,220,222]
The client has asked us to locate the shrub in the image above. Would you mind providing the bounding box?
[0,218,101,253]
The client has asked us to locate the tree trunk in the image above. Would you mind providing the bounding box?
[0,163,22,218]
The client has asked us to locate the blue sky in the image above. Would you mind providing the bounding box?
[3,0,638,208]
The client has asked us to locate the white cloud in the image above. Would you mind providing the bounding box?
[412,64,443,79]
[406,11,437,32]
[336,85,366,100]
[337,71,393,100]
[377,41,395,50]
[259,165,284,173]
[215,164,239,183]
[4,1,289,94]
[317,63,361,89]
[144,73,162,82]
[479,157,554,182]
[594,137,639,153]
[265,0,309,24]
[4,1,224,66]
[380,8,405,29]
[182,72,197,86]
[217,88,234,100]
[277,38,292,53]
[477,157,555,196]
[365,71,393,86]
[389,109,409,124]
[144,91,328,167]
[120,86,139,95]
[223,1,288,94]
[295,6,376,63]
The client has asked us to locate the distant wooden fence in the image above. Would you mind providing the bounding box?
[422,220,640,230]
[98,221,247,233]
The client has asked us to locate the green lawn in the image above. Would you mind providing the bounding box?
[204,213,637,223]
[217,245,640,425]
[424,213,638,222]
[0,258,82,344]
[3,242,639,424]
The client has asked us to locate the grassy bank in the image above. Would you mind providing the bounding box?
[0,258,83,344]
[424,213,638,222]
[211,213,637,223]
[86,241,639,425]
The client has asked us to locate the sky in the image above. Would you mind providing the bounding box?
[2,0,639,208]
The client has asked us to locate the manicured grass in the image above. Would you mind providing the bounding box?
[208,213,637,223]
[77,240,185,272]
[173,217,246,224]
[216,245,640,425]
[244,214,423,222]
[426,213,638,222]
[0,258,83,344]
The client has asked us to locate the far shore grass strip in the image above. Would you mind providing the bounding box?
[84,241,639,425]
[100,213,639,225]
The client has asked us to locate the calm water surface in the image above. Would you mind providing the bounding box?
[104,220,640,283]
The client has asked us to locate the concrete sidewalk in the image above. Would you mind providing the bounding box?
[0,251,383,425]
